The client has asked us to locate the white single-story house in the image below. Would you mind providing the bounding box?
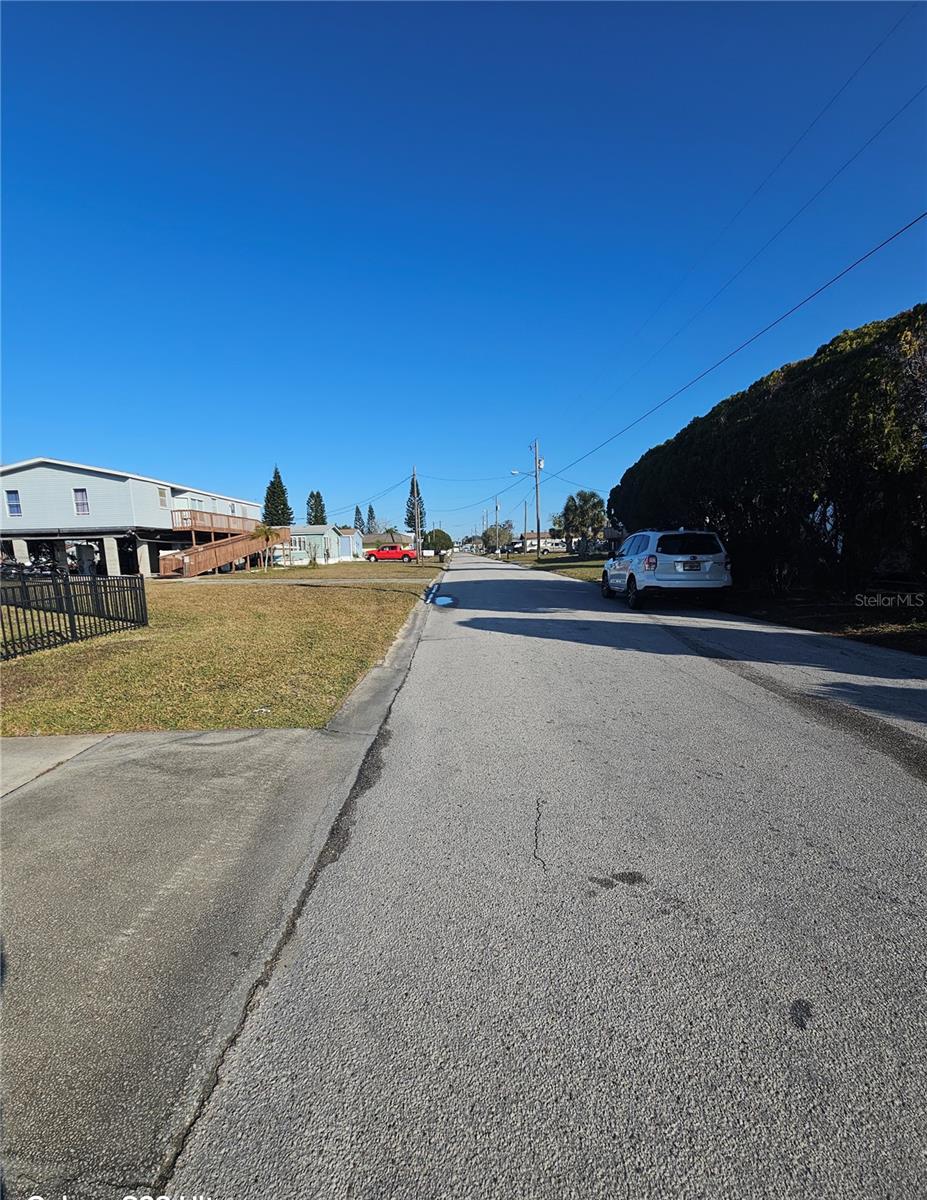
[518,530,562,552]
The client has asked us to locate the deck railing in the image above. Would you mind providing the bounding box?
[159,526,289,577]
[171,509,258,534]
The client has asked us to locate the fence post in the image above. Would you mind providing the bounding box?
[61,571,79,643]
[137,576,148,626]
[19,566,29,611]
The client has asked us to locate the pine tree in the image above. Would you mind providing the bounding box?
[366,504,379,535]
[354,505,365,533]
[405,478,425,534]
[306,491,328,525]
[262,466,293,526]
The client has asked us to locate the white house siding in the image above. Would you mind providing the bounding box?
[183,491,258,521]
[127,477,174,530]
[1,462,134,531]
[0,460,262,576]
[0,462,261,534]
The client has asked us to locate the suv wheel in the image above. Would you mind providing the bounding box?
[626,576,642,609]
[367,555,378,563]
[401,554,411,563]
[601,572,614,599]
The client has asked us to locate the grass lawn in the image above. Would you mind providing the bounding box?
[0,582,421,735]
[504,553,607,583]
[198,560,442,582]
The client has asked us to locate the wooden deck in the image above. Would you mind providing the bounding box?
[171,509,259,535]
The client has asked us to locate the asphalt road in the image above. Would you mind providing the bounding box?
[168,556,925,1199]
[4,556,925,1198]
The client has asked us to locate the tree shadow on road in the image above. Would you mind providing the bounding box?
[451,612,927,729]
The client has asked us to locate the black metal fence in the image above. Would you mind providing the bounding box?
[1,566,148,660]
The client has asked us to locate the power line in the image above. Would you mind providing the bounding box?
[557,3,917,412]
[553,210,927,478]
[579,80,927,420]
[430,468,531,515]
[502,473,536,521]
[326,473,411,517]
[628,3,918,343]
[423,210,925,521]
[420,472,519,483]
[627,81,927,377]
[541,469,606,493]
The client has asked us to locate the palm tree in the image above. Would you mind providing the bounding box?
[559,492,605,554]
[575,490,606,555]
[252,522,277,573]
[561,495,580,551]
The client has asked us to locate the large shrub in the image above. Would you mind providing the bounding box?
[607,304,927,592]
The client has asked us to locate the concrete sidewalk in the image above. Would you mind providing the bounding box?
[1,734,109,796]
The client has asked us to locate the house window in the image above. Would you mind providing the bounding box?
[158,487,168,509]
[229,503,236,515]
[5,489,22,516]
[73,488,90,515]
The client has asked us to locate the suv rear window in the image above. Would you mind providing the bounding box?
[656,533,722,556]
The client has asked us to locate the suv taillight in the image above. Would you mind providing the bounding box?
[643,555,657,572]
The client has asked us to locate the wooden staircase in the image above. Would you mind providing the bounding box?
[159,527,289,578]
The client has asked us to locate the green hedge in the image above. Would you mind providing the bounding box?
[607,304,927,592]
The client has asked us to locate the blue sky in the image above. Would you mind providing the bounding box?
[3,2,925,536]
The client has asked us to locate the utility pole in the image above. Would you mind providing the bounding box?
[532,439,543,562]
[523,498,528,552]
[494,494,499,555]
[412,465,422,564]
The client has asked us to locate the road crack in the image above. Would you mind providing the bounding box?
[532,793,547,871]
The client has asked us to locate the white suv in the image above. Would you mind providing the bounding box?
[602,529,732,608]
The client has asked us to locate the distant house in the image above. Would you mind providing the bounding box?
[285,525,343,565]
[336,528,363,560]
[362,530,412,550]
[602,525,626,552]
[0,456,260,576]
[519,530,561,552]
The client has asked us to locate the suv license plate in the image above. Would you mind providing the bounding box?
[683,562,701,571]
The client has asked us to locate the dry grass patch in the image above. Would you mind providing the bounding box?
[506,553,606,583]
[1,583,419,735]
[200,560,442,582]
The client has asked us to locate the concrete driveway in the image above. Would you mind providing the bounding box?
[4,556,925,1198]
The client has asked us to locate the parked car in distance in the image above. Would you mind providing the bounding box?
[365,544,417,563]
[602,529,731,608]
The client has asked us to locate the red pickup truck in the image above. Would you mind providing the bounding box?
[365,544,417,563]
